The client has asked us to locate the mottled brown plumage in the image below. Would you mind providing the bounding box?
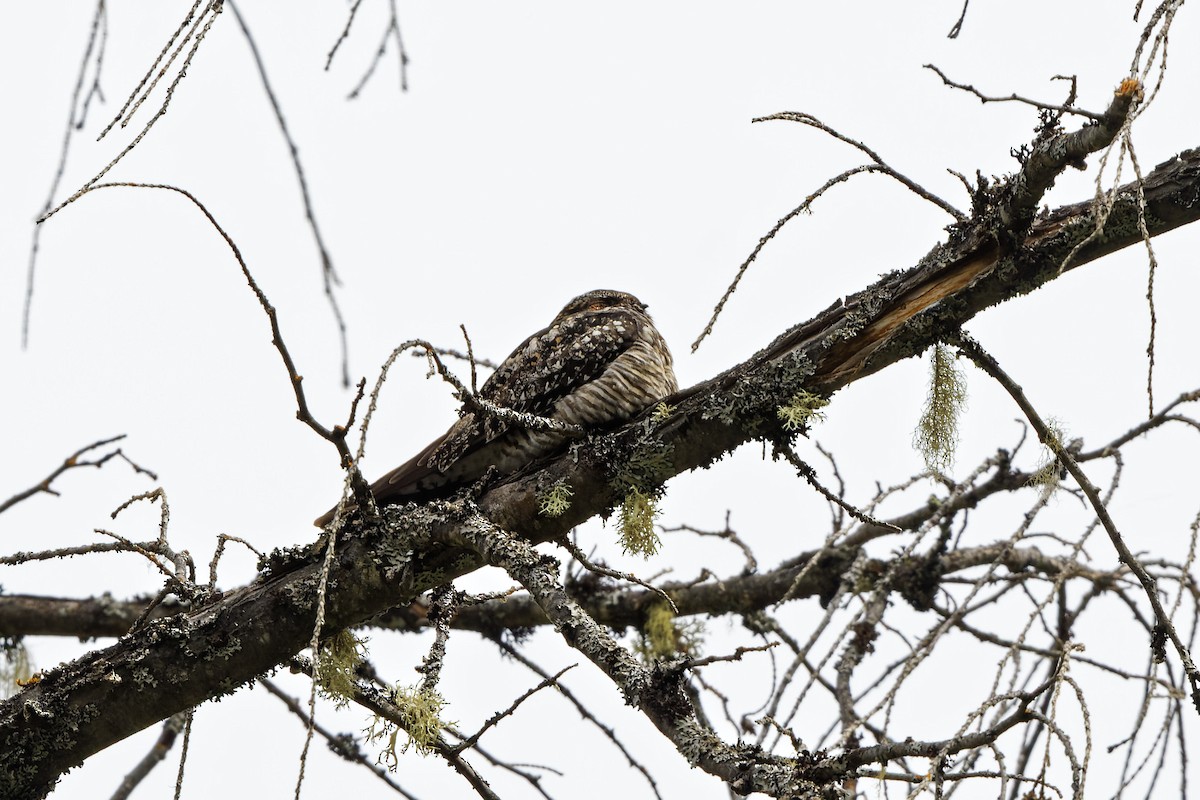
[315,289,676,527]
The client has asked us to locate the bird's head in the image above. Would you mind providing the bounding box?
[554,289,648,323]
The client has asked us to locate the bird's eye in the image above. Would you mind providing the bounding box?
[588,301,607,311]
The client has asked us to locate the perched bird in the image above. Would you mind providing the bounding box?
[315,289,676,527]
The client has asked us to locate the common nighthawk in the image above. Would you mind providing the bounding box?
[315,289,676,526]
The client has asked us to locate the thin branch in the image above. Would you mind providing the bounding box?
[172,710,192,800]
[451,665,575,753]
[22,0,108,348]
[688,642,779,669]
[924,65,1106,121]
[207,534,264,588]
[96,0,205,139]
[411,347,498,371]
[325,0,367,70]
[0,435,154,515]
[0,541,164,568]
[494,639,662,799]
[557,538,677,613]
[1076,388,1200,460]
[775,443,902,532]
[946,0,970,38]
[108,712,187,800]
[346,2,410,99]
[226,0,351,388]
[692,163,885,352]
[39,1,224,223]
[753,111,967,220]
[661,510,757,574]
[54,182,372,508]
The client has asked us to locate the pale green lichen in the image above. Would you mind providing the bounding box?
[618,487,661,557]
[913,342,968,472]
[606,440,674,557]
[538,480,574,517]
[1029,419,1066,494]
[777,389,829,432]
[368,685,450,766]
[318,630,367,709]
[650,401,675,423]
[633,602,704,662]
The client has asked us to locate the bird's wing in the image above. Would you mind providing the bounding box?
[312,433,450,528]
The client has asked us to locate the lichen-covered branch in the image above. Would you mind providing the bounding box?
[3,146,1200,797]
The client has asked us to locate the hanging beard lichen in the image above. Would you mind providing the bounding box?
[1029,419,1067,496]
[618,486,661,557]
[316,630,367,709]
[633,602,705,662]
[913,342,968,472]
[367,685,451,766]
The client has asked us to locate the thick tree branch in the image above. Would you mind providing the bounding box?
[1,538,1102,641]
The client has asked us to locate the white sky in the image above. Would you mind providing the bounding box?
[2,2,1198,798]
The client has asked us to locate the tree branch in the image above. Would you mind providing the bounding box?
[4,142,1200,796]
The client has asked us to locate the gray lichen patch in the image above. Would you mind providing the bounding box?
[701,351,817,436]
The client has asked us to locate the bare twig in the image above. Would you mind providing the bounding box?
[460,325,479,394]
[691,164,882,352]
[411,347,498,371]
[108,712,187,800]
[451,665,575,753]
[227,0,351,388]
[924,65,1106,121]
[325,0,367,70]
[494,638,663,800]
[40,1,224,223]
[97,0,204,138]
[172,709,193,800]
[947,0,970,38]
[693,110,970,351]
[22,0,108,348]
[55,182,372,507]
[346,0,409,98]
[207,534,264,587]
[661,510,757,574]
[688,642,779,669]
[1076,388,1200,460]
[0,541,164,567]
[0,435,154,515]
[558,538,677,613]
[293,533,340,799]
[775,443,902,532]
[753,112,967,220]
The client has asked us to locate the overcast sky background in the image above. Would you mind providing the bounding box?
[2,2,1198,798]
